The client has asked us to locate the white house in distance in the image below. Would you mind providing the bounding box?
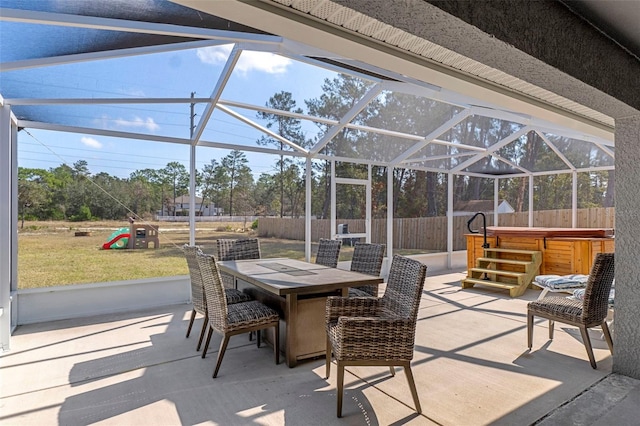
[158,195,223,217]
[452,199,515,217]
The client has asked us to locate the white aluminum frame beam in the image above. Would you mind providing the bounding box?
[535,130,576,171]
[216,105,308,154]
[191,46,241,144]
[390,109,472,165]
[450,126,533,173]
[311,84,383,154]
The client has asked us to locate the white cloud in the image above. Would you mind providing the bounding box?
[197,45,291,75]
[81,136,102,149]
[197,44,232,64]
[113,116,160,132]
[92,115,160,132]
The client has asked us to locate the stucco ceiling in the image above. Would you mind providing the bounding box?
[565,0,640,60]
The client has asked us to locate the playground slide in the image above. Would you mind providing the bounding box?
[102,231,130,250]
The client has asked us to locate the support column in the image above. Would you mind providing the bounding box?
[189,145,196,245]
[0,105,16,351]
[572,171,578,228]
[493,178,499,226]
[366,165,372,243]
[528,176,534,227]
[305,157,312,262]
[386,166,393,259]
[330,160,336,239]
[614,115,640,378]
[447,173,453,268]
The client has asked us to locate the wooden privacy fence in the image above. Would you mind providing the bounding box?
[257,207,615,251]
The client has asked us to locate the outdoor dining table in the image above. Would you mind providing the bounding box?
[217,257,384,367]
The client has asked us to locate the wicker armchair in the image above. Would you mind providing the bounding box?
[196,252,280,378]
[325,255,427,417]
[216,238,261,289]
[527,252,615,369]
[315,238,342,268]
[348,243,385,297]
[182,245,252,350]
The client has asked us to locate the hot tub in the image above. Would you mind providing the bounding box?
[466,227,614,275]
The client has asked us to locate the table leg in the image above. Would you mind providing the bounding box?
[285,293,298,367]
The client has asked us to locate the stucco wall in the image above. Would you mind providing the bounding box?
[613,116,640,378]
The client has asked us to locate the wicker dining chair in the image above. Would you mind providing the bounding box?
[182,245,252,350]
[325,255,427,417]
[315,238,342,268]
[216,238,261,289]
[348,243,386,297]
[527,252,615,369]
[196,252,280,378]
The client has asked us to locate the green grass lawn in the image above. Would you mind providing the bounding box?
[17,220,424,289]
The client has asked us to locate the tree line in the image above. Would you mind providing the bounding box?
[18,75,614,224]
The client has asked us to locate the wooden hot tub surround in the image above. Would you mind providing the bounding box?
[463,227,614,297]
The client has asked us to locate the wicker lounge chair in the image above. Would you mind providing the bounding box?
[196,252,280,378]
[216,238,261,289]
[315,238,342,268]
[182,245,252,350]
[325,255,427,417]
[527,252,615,369]
[347,242,385,297]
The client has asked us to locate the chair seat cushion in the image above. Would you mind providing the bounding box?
[226,301,279,332]
[528,296,583,323]
[533,274,589,290]
[224,288,252,304]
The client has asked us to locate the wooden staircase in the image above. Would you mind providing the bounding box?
[461,248,542,297]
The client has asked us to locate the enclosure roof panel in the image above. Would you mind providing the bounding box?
[0,0,615,178]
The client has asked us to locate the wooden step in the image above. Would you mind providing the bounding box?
[463,247,542,298]
[461,277,519,290]
[476,257,532,266]
[461,277,527,297]
[469,267,525,278]
[483,248,541,255]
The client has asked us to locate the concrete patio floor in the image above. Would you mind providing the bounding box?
[1,269,629,425]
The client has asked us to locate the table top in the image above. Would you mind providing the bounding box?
[217,258,383,296]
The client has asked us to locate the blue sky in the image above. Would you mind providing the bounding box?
[17,44,338,179]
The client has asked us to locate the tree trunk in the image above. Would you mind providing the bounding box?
[426,171,438,217]
[321,161,331,219]
[280,150,284,218]
[516,132,538,212]
[603,170,615,207]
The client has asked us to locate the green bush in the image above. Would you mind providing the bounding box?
[251,219,259,230]
[70,205,92,222]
